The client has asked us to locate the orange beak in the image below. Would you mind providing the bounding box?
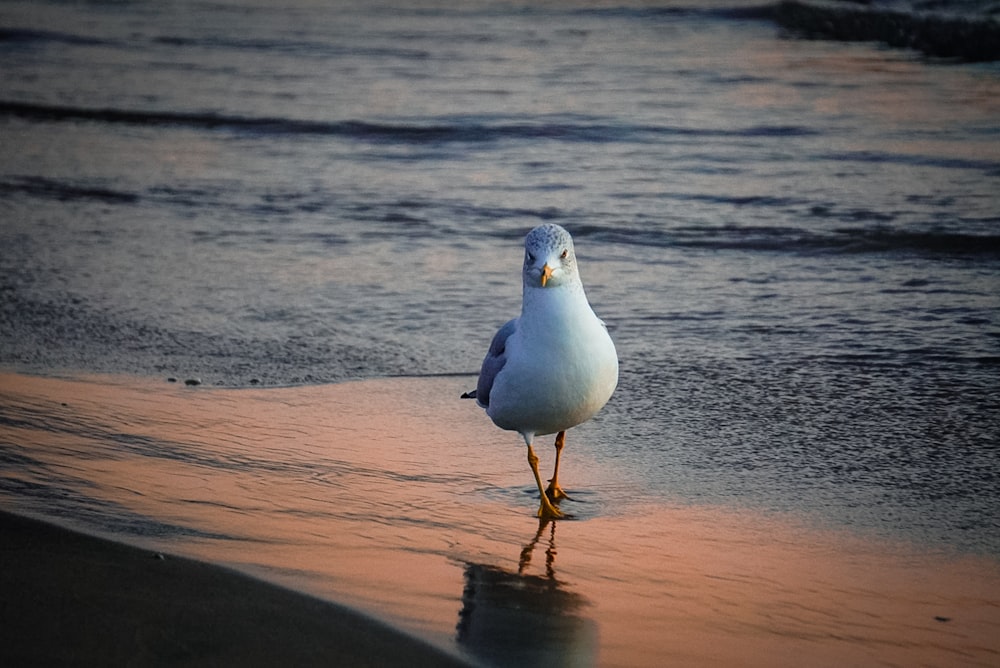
[540,263,554,287]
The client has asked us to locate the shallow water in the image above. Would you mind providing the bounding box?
[2,373,998,667]
[1,1,999,559]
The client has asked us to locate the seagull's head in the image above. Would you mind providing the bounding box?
[523,223,578,289]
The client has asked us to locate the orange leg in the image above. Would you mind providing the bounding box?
[545,431,569,501]
[528,444,563,519]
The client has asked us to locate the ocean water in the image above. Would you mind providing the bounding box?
[2,0,999,561]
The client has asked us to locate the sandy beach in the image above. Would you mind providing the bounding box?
[1,371,998,666]
[3,0,999,664]
[0,510,472,667]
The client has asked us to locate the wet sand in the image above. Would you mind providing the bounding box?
[1,372,998,666]
[0,510,472,667]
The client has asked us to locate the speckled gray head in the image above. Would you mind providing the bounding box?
[523,223,579,289]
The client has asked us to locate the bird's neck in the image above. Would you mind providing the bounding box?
[520,281,593,328]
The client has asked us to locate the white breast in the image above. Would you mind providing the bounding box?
[487,286,618,437]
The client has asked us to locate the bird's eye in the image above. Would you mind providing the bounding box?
[560,249,568,259]
[526,252,535,262]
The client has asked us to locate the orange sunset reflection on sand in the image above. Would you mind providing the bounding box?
[1,372,998,666]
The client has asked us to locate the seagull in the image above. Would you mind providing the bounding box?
[464,224,618,519]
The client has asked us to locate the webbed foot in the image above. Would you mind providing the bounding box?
[537,496,564,520]
[545,480,569,501]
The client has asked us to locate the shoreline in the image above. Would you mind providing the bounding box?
[2,370,999,667]
[0,509,474,667]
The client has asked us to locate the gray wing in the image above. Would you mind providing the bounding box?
[474,318,517,409]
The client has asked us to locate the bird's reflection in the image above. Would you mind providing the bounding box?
[456,520,597,667]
